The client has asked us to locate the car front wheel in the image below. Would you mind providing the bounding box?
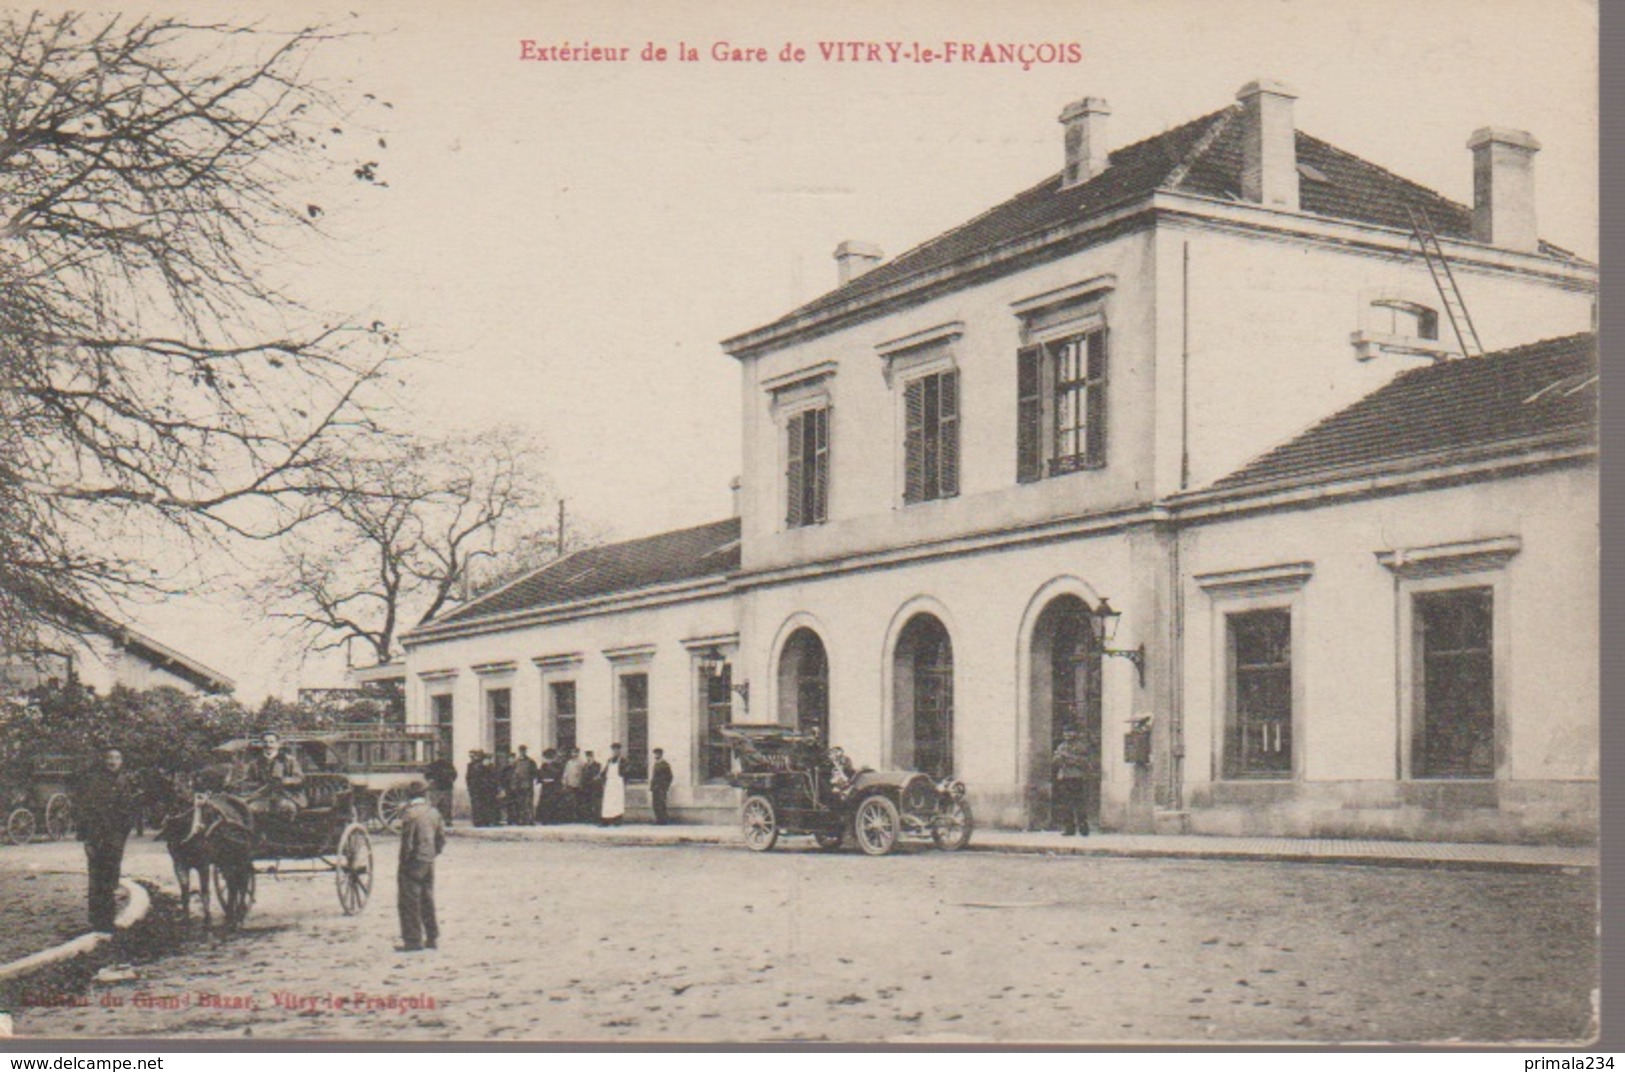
[741,795,778,852]
[931,799,974,851]
[853,795,900,856]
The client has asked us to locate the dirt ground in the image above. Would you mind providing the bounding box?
[1,834,1597,1044]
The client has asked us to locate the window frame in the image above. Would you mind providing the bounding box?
[1378,537,1518,783]
[1411,586,1496,780]
[780,399,831,529]
[1195,562,1314,784]
[548,680,578,755]
[484,685,513,757]
[1016,319,1109,483]
[900,366,961,505]
[617,670,652,782]
[1351,288,1452,361]
[1224,607,1295,780]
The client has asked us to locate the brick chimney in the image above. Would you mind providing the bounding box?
[834,240,884,285]
[1468,127,1540,253]
[1236,79,1299,211]
[1059,97,1111,188]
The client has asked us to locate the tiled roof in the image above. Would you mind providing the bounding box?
[427,517,741,628]
[729,101,1580,348]
[1212,333,1598,491]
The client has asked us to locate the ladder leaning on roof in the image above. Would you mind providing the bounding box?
[1405,204,1484,358]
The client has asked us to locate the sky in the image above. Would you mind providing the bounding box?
[101,0,1597,703]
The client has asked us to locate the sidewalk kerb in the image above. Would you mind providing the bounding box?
[0,877,151,984]
[448,824,1595,873]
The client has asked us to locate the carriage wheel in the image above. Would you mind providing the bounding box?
[6,807,37,845]
[335,823,373,915]
[44,793,74,840]
[853,795,900,857]
[740,795,778,853]
[377,785,414,834]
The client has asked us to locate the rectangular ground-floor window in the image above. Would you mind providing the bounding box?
[1226,608,1292,778]
[486,687,512,756]
[620,672,650,779]
[703,665,733,781]
[430,693,454,758]
[549,680,577,754]
[1414,587,1494,778]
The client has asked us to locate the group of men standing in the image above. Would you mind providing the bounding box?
[458,744,674,827]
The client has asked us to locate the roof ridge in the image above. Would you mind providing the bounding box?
[1162,103,1241,191]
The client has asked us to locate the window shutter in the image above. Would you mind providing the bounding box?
[811,407,829,524]
[903,378,926,504]
[1017,345,1042,483]
[1085,329,1108,468]
[939,368,960,497]
[785,411,805,527]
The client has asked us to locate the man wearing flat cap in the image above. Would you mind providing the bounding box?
[396,780,445,952]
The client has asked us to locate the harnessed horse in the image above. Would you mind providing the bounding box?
[158,781,256,928]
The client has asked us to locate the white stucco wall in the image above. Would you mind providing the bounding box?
[404,591,738,817]
[737,230,1159,573]
[1161,217,1595,493]
[737,530,1145,828]
[1176,463,1598,840]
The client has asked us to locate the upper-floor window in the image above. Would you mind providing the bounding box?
[1370,299,1438,342]
[1351,290,1448,361]
[1018,328,1108,482]
[786,405,830,527]
[903,369,960,504]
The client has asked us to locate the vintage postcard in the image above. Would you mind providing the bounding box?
[0,0,1600,1048]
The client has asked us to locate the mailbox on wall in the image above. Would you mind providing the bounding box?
[1123,716,1152,767]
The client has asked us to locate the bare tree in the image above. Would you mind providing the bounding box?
[0,12,397,650]
[259,428,560,666]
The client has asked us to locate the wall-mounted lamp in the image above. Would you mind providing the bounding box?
[1090,597,1146,687]
[696,645,751,709]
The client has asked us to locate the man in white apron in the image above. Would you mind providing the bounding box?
[599,742,627,826]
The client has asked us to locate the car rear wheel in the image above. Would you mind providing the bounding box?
[931,799,974,851]
[853,795,900,856]
[741,795,778,852]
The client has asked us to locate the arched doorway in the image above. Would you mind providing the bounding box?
[891,614,954,777]
[1029,595,1102,828]
[777,627,829,741]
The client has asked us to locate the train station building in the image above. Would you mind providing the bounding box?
[401,82,1597,842]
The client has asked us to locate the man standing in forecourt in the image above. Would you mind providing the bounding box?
[73,746,139,932]
[1051,725,1094,837]
[396,780,446,952]
[508,745,539,825]
[580,750,602,823]
[560,748,585,823]
[422,753,458,825]
[536,748,562,824]
[649,747,674,825]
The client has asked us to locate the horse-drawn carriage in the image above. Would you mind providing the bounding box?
[166,766,375,928]
[210,726,439,833]
[2,753,78,845]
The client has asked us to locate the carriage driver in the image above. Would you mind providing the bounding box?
[246,731,306,821]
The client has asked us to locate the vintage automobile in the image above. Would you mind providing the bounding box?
[719,724,973,856]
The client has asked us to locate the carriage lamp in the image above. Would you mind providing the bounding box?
[1091,597,1146,687]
